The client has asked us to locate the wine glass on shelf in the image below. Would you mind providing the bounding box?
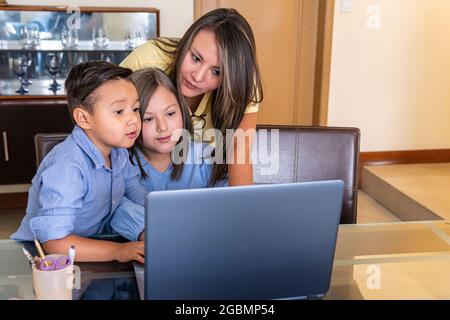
[125,26,139,49]
[125,26,144,49]
[73,52,88,65]
[22,53,33,85]
[92,26,109,48]
[46,53,61,92]
[20,23,40,49]
[101,52,115,64]
[61,27,79,49]
[20,25,35,49]
[12,56,29,94]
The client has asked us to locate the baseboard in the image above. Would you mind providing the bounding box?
[0,192,28,209]
[359,149,450,188]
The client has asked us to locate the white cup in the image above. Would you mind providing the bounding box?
[32,254,74,300]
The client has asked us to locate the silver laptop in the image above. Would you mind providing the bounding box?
[134,180,344,300]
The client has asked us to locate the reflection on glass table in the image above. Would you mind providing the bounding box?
[328,220,450,299]
[1,220,449,300]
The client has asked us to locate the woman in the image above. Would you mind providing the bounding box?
[121,8,263,186]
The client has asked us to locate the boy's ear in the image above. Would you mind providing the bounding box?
[73,107,92,130]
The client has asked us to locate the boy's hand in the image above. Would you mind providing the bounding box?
[114,241,145,264]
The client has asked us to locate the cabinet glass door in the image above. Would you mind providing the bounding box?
[0,6,159,97]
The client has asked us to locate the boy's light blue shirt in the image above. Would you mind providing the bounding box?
[110,142,228,241]
[11,125,147,243]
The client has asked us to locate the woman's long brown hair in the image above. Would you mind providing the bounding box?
[154,8,263,186]
[129,67,193,181]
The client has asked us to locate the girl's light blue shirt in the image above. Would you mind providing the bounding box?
[10,125,147,243]
[135,142,227,192]
[110,142,228,241]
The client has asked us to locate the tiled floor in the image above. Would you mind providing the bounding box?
[363,163,450,221]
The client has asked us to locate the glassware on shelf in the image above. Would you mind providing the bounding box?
[12,56,29,94]
[73,52,88,65]
[61,27,79,48]
[22,54,33,85]
[125,25,145,49]
[0,7,159,97]
[20,23,40,49]
[92,26,110,48]
[46,53,61,92]
[100,52,115,64]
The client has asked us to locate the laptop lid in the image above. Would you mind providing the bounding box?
[144,180,344,300]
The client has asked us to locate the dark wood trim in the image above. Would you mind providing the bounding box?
[360,149,450,166]
[0,192,27,209]
[0,96,66,101]
[359,149,450,188]
[0,5,159,13]
[156,8,160,37]
[0,99,68,106]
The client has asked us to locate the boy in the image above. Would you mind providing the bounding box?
[11,61,147,263]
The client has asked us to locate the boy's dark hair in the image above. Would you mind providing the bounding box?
[65,61,133,123]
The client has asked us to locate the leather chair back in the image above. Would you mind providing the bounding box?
[34,126,360,224]
[253,125,360,224]
[34,133,68,168]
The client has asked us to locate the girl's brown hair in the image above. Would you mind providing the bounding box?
[129,67,193,181]
[154,8,263,186]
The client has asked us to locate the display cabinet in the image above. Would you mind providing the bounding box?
[0,5,159,97]
[0,5,159,184]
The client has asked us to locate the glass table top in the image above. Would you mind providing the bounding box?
[1,220,449,300]
[329,220,450,300]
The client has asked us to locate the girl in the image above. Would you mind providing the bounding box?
[110,67,225,241]
[130,67,227,192]
[121,8,263,187]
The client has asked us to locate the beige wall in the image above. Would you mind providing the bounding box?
[6,0,194,37]
[328,0,450,152]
